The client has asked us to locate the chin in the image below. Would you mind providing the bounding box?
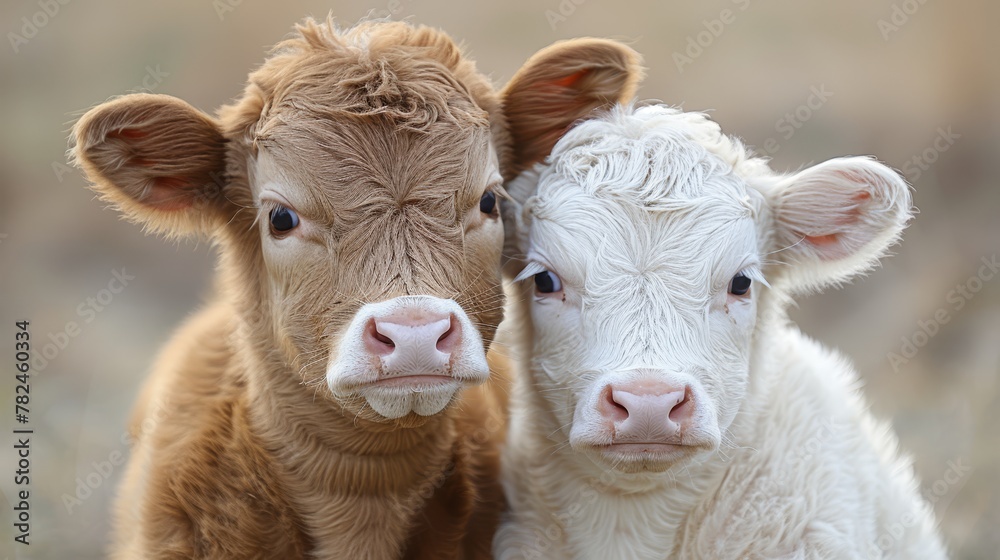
[580,441,717,474]
[331,379,468,428]
[360,380,464,419]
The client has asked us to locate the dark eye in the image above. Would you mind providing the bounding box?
[534,271,563,294]
[269,205,299,234]
[729,273,752,296]
[480,191,497,214]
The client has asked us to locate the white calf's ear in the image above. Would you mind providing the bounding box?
[71,93,231,238]
[769,156,912,292]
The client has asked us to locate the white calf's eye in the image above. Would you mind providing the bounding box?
[729,272,751,296]
[269,205,299,235]
[534,271,562,294]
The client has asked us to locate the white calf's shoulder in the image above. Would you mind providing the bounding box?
[674,327,946,559]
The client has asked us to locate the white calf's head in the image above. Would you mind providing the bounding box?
[504,104,910,473]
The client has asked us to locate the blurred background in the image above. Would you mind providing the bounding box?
[0,0,996,557]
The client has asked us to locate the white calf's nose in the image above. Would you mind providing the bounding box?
[363,309,460,374]
[599,380,693,443]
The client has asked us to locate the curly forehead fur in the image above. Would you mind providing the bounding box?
[224,17,497,137]
[543,103,768,206]
[213,17,506,310]
[518,105,768,313]
[218,17,505,237]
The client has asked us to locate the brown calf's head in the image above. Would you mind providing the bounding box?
[71,18,642,426]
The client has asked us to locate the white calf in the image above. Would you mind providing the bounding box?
[496,104,947,559]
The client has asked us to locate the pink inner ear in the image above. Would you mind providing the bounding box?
[805,189,873,245]
[802,231,852,261]
[549,69,592,89]
[143,176,194,211]
[805,234,840,246]
[845,191,871,221]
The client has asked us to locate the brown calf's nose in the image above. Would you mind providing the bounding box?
[363,309,460,374]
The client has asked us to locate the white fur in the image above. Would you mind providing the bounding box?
[495,104,945,559]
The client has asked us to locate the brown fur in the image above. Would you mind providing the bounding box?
[71,17,641,560]
[500,38,644,180]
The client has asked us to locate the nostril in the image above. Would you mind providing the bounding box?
[435,314,459,353]
[600,385,629,422]
[668,387,694,424]
[364,319,395,355]
[373,329,394,347]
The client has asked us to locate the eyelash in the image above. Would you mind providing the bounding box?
[259,199,283,219]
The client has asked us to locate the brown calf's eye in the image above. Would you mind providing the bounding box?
[269,205,299,234]
[480,191,497,214]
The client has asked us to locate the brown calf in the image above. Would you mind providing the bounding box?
[71,17,641,560]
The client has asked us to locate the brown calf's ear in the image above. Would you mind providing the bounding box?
[71,93,230,237]
[500,38,644,179]
[498,39,642,278]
